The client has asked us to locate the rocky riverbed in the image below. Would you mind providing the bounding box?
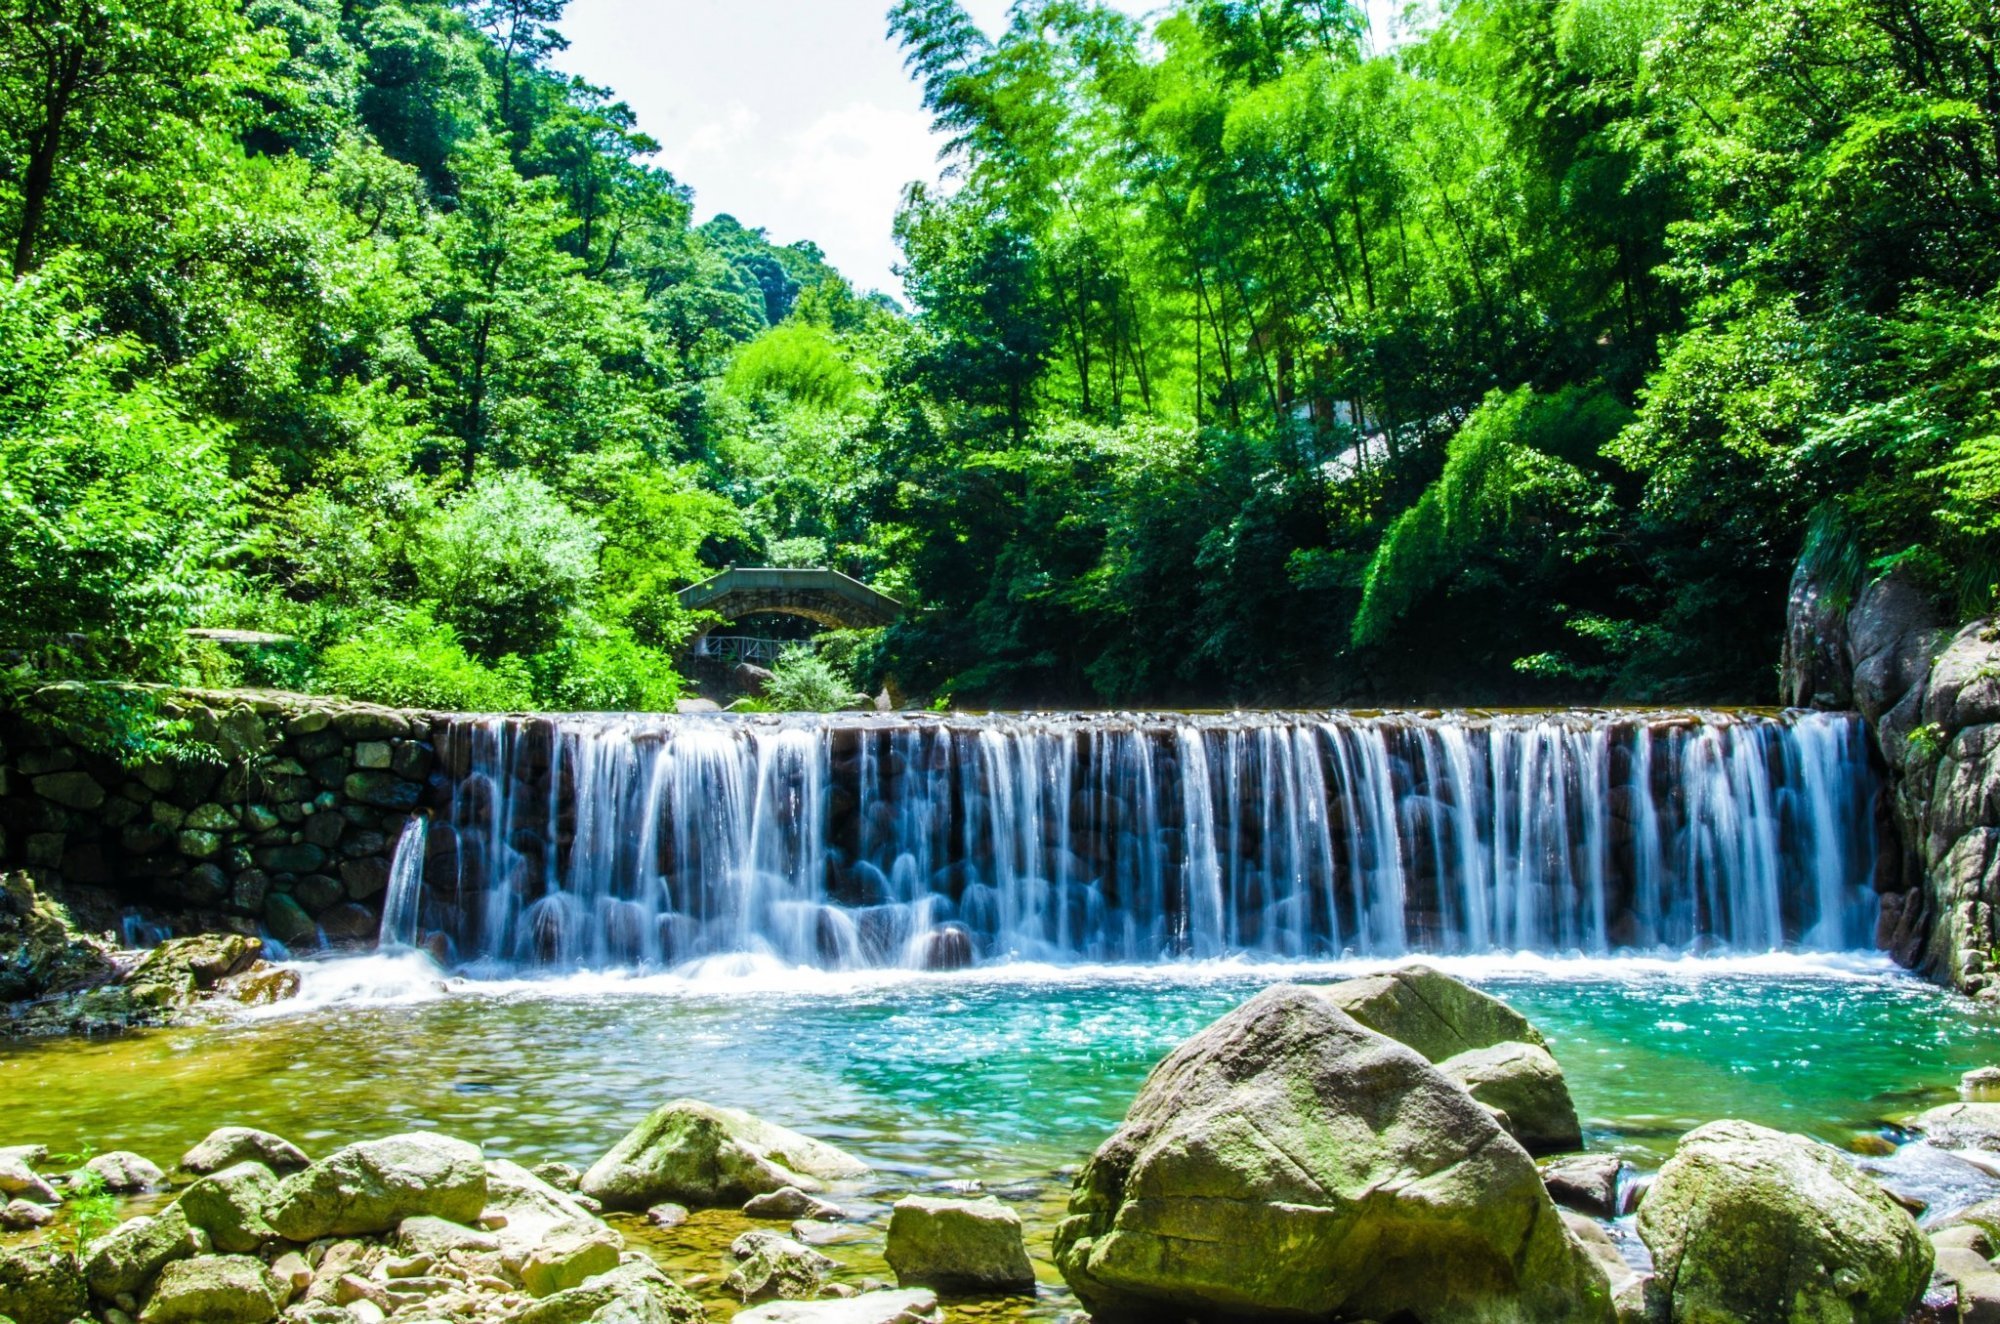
[8,964,2000,1323]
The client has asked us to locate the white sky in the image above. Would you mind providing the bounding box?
[549,0,1156,297]
[552,1,1400,298]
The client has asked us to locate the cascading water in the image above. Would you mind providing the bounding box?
[387,709,1882,973]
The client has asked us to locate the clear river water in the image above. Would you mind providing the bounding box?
[6,952,2000,1319]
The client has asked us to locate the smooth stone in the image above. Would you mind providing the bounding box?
[181,1127,311,1176]
[1541,1154,1627,1219]
[1438,1041,1583,1155]
[733,1289,943,1323]
[137,1254,283,1324]
[1917,1103,2000,1153]
[519,1222,623,1298]
[580,1100,868,1210]
[0,1154,59,1205]
[0,1198,53,1230]
[0,1243,88,1324]
[646,1203,690,1229]
[396,1215,501,1260]
[84,1206,201,1299]
[175,1161,280,1254]
[1317,963,1547,1062]
[885,1194,1034,1294]
[532,1162,582,1192]
[727,1235,837,1304]
[744,1186,845,1221]
[482,1159,613,1271]
[266,1134,486,1240]
[1053,984,1611,1323]
[1935,1225,1996,1257]
[1637,1119,1931,1324]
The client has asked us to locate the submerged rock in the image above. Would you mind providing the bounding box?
[1637,1119,1931,1324]
[733,1289,943,1324]
[1439,1041,1583,1155]
[136,1254,283,1324]
[181,1127,310,1177]
[0,1243,88,1324]
[1318,963,1547,1062]
[1052,983,1612,1323]
[885,1194,1034,1294]
[579,1100,868,1210]
[727,1233,836,1303]
[265,1133,486,1240]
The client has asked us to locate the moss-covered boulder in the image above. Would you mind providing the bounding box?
[1636,1120,1931,1324]
[265,1132,486,1240]
[0,870,116,1004]
[1317,964,1547,1062]
[885,1195,1034,1294]
[579,1100,869,1210]
[0,1246,85,1324]
[1439,1041,1583,1154]
[176,1160,280,1253]
[136,1254,283,1324]
[1052,984,1612,1324]
[83,1205,201,1299]
[508,1259,704,1324]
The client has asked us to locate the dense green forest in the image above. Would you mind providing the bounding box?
[2,0,1996,728]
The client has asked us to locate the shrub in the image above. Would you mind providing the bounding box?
[527,621,683,711]
[409,470,602,659]
[764,646,856,712]
[316,607,532,710]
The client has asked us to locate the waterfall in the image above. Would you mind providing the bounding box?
[378,816,430,950]
[409,709,1882,972]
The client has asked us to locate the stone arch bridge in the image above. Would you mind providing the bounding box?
[677,566,903,640]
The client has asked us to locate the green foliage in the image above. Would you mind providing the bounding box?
[726,324,856,409]
[316,605,532,710]
[409,470,602,659]
[763,647,855,712]
[51,1150,119,1251]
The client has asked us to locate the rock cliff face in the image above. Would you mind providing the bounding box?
[0,690,437,957]
[1784,564,2000,992]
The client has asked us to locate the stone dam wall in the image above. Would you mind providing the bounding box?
[0,690,435,952]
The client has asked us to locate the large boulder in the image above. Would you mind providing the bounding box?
[482,1158,615,1273]
[136,1254,283,1324]
[1052,984,1612,1323]
[579,1100,868,1210]
[0,1244,87,1324]
[1911,1101,2000,1155]
[265,1133,486,1240]
[175,1160,281,1254]
[1439,1041,1583,1155]
[180,1127,310,1176]
[1636,1120,1931,1324]
[1317,964,1547,1062]
[885,1195,1034,1293]
[84,1206,202,1299]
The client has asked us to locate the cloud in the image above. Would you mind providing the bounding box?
[681,101,761,162]
[756,100,937,294]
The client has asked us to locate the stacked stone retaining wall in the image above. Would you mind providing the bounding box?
[0,690,436,952]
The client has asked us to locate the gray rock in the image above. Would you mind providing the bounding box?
[579,1100,868,1210]
[1439,1041,1583,1155]
[176,1160,280,1254]
[482,1159,610,1271]
[396,1215,500,1260]
[885,1195,1034,1294]
[532,1161,582,1191]
[1316,964,1547,1062]
[1637,1119,1930,1324]
[83,1206,201,1299]
[732,1289,943,1324]
[0,1198,53,1230]
[646,1203,689,1229]
[1052,984,1612,1324]
[181,1127,311,1177]
[507,1259,703,1324]
[519,1222,623,1299]
[137,1254,283,1324]
[266,1134,486,1240]
[84,1151,166,1193]
[727,1234,836,1303]
[743,1186,844,1221]
[1914,1102,2000,1154]
[1541,1154,1627,1219]
[0,1153,58,1205]
[0,1243,88,1324]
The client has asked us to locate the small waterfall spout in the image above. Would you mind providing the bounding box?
[378,816,430,951]
[406,709,1882,972]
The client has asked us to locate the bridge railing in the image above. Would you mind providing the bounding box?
[690,635,811,665]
